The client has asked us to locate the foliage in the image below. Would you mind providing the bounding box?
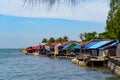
[48,37,55,43]
[42,36,69,43]
[79,32,98,41]
[42,38,48,43]
[63,36,69,42]
[56,37,63,42]
[98,32,111,39]
[106,0,120,40]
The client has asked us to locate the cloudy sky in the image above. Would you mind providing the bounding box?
[0,0,109,48]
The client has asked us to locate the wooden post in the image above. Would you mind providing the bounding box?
[92,61,94,67]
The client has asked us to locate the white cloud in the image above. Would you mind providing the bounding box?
[0,0,109,22]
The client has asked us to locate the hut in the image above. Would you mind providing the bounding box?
[82,40,118,57]
[99,40,119,57]
[60,41,79,56]
[81,40,119,66]
[50,42,60,52]
[45,42,61,57]
[54,43,62,55]
[44,44,51,51]
[73,45,81,55]
[80,40,102,56]
[25,45,41,53]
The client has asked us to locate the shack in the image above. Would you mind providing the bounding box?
[59,42,79,56]
[99,40,119,57]
[79,40,119,66]
[82,40,118,57]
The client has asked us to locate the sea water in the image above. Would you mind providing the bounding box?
[0,49,119,80]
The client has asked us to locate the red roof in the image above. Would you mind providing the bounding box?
[31,46,41,50]
[26,45,41,51]
[50,42,59,46]
[61,41,71,46]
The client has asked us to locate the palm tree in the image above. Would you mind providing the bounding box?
[23,0,82,7]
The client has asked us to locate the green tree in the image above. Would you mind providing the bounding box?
[42,38,48,43]
[98,32,110,39]
[79,33,86,41]
[56,37,63,42]
[106,0,120,40]
[85,32,97,41]
[63,36,69,42]
[80,32,98,41]
[48,37,55,43]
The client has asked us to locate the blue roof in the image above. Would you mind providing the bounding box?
[85,40,113,49]
[111,41,119,46]
[99,41,119,50]
[62,44,72,50]
[74,46,81,49]
[88,40,112,49]
[84,41,98,48]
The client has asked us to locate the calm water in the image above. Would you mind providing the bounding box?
[0,49,119,80]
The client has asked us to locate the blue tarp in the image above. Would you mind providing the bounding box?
[99,41,119,50]
[62,44,72,50]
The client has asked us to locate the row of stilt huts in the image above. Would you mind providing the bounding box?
[22,39,120,67]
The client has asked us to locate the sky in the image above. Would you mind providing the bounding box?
[0,0,109,48]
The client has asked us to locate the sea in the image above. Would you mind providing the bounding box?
[0,49,119,80]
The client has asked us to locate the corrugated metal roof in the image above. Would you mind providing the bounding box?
[88,40,112,49]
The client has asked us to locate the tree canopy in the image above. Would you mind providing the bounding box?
[79,32,98,41]
[41,36,69,43]
[106,0,120,40]
[42,38,48,43]
[48,37,55,43]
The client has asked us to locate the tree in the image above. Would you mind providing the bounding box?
[79,32,86,41]
[56,37,63,42]
[85,32,97,41]
[98,32,110,39]
[48,37,55,43]
[106,0,120,40]
[63,36,69,42]
[80,32,98,41]
[42,38,48,43]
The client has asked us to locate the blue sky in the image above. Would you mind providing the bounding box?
[0,0,109,48]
